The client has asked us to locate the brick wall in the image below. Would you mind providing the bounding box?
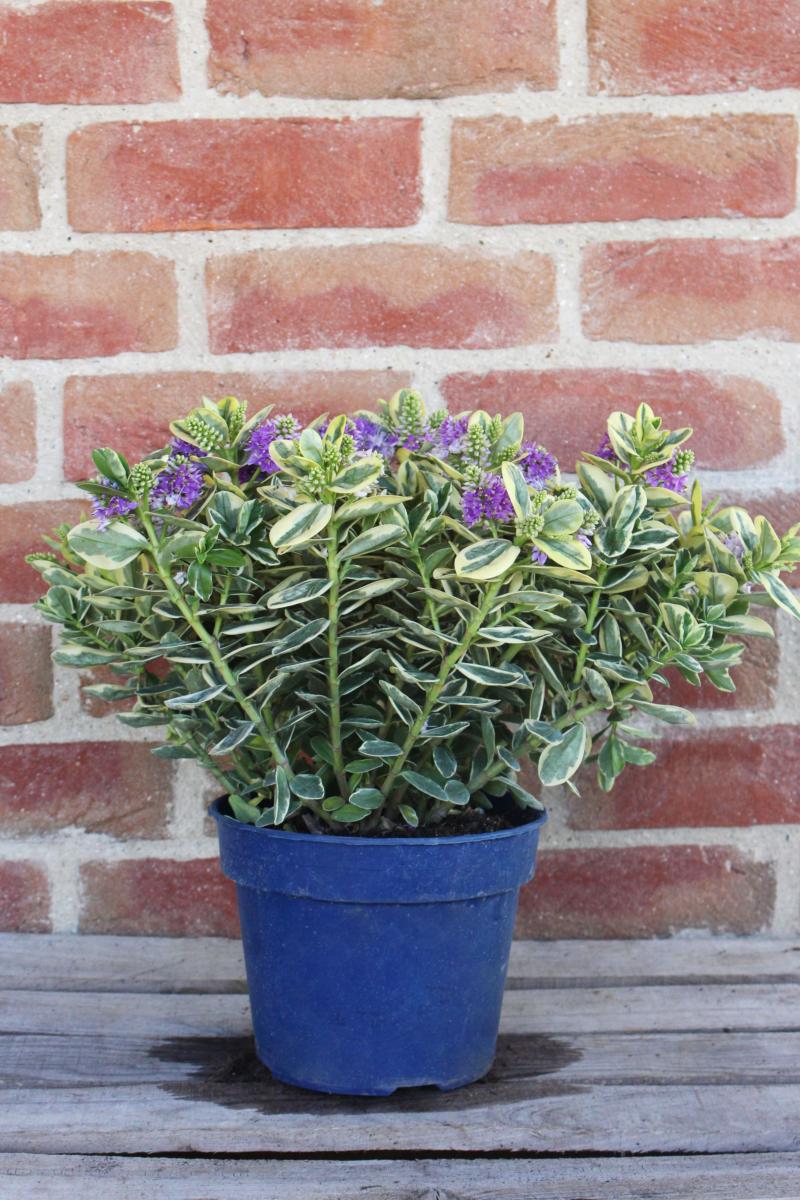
[1,0,799,939]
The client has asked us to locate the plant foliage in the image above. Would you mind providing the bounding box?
[29,392,800,832]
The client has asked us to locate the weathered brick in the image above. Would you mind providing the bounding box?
[208,246,557,352]
[0,2,179,103]
[583,239,800,343]
[0,861,51,933]
[63,370,411,480]
[517,845,775,938]
[80,858,239,936]
[440,370,783,470]
[0,743,172,839]
[0,126,41,230]
[0,500,85,603]
[589,0,800,95]
[0,381,36,483]
[68,119,421,232]
[450,115,796,224]
[0,622,52,725]
[207,0,557,99]
[0,252,177,359]
[569,726,800,830]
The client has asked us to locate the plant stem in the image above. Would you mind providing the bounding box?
[571,564,607,688]
[378,578,503,802]
[325,520,348,795]
[140,512,293,779]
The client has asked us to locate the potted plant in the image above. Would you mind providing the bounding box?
[29,391,800,1095]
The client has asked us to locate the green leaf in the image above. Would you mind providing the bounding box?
[274,766,291,824]
[444,779,470,806]
[271,617,329,657]
[165,683,227,709]
[621,742,657,766]
[501,462,531,519]
[454,539,520,581]
[537,724,588,787]
[269,502,333,550]
[290,773,325,800]
[399,804,419,828]
[753,571,800,622]
[92,447,130,486]
[584,667,613,705]
[52,643,121,667]
[714,614,774,637]
[598,485,647,556]
[433,745,457,779]
[401,770,447,801]
[329,456,384,494]
[631,700,696,725]
[349,788,384,811]
[266,577,331,608]
[67,520,148,570]
[477,625,549,645]
[187,560,213,602]
[331,804,369,824]
[360,739,404,758]
[228,795,262,824]
[210,721,255,755]
[541,499,584,536]
[530,535,592,572]
[340,525,405,559]
[456,662,520,686]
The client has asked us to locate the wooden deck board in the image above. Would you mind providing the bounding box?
[2,1153,800,1200]
[1,934,798,1194]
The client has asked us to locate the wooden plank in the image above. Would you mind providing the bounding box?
[4,1029,800,1088]
[0,1081,798,1153]
[1,982,797,1039]
[3,933,799,992]
[3,1153,800,1200]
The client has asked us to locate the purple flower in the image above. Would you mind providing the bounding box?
[530,547,548,565]
[644,456,688,495]
[462,474,515,527]
[596,434,618,463]
[245,415,300,475]
[151,460,205,511]
[92,479,137,529]
[352,416,398,457]
[170,438,207,459]
[519,442,557,489]
[429,415,467,458]
[577,530,592,547]
[721,532,746,563]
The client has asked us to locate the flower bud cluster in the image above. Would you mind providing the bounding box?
[184,415,225,452]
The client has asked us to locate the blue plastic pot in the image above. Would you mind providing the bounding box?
[211,798,547,1096]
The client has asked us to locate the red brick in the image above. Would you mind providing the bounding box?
[0,861,51,933]
[64,370,412,479]
[450,115,796,225]
[207,0,557,99]
[0,500,85,603]
[0,126,40,230]
[440,370,783,470]
[0,622,52,725]
[0,2,179,104]
[517,845,774,938]
[68,119,421,233]
[569,726,800,830]
[208,246,557,352]
[79,858,239,936]
[589,0,800,95]
[0,252,177,359]
[651,627,778,712]
[0,742,172,839]
[583,239,800,343]
[0,381,36,483]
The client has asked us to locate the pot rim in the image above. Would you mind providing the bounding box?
[209,795,547,848]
